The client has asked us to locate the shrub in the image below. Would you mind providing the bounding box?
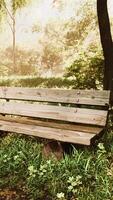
[65,50,104,89]
[0,76,75,88]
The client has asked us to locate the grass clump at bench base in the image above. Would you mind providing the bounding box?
[0,129,113,200]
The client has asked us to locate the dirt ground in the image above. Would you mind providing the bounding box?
[0,188,28,200]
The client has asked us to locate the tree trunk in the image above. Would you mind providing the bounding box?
[12,13,16,74]
[97,0,113,94]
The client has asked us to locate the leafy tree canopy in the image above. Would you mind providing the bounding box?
[0,0,31,16]
[11,0,31,13]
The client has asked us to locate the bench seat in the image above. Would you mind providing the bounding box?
[0,87,110,145]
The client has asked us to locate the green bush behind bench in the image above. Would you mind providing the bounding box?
[0,74,102,89]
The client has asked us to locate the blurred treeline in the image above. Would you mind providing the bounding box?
[0,0,113,89]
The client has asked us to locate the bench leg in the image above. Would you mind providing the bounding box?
[42,141,64,160]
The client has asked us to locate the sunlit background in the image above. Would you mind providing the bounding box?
[0,0,113,49]
[0,0,113,77]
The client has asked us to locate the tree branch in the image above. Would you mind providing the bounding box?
[3,1,14,21]
[6,18,13,33]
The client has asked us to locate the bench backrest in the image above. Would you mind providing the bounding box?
[0,87,110,127]
[0,87,110,105]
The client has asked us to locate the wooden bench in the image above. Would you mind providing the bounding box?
[0,87,110,145]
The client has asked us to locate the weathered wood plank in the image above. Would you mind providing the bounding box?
[0,120,96,145]
[0,87,110,106]
[0,115,103,134]
[0,102,108,126]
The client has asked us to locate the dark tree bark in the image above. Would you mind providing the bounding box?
[97,0,113,94]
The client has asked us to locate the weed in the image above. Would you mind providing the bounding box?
[0,132,113,199]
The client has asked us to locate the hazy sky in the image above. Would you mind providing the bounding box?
[0,0,113,50]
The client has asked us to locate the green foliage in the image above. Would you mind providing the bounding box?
[0,0,31,32]
[11,0,31,13]
[41,45,62,71]
[0,0,31,22]
[0,134,42,189]
[0,0,6,25]
[0,0,4,10]
[0,47,39,76]
[0,129,113,199]
[65,49,104,89]
[64,4,96,48]
[0,76,75,88]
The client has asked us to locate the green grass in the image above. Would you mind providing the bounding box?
[0,75,75,89]
[0,128,113,200]
[0,76,113,199]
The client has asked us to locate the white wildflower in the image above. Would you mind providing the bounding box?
[57,192,65,199]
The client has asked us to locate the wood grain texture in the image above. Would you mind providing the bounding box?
[0,87,110,106]
[0,115,103,134]
[0,102,108,126]
[0,120,96,145]
[0,87,109,145]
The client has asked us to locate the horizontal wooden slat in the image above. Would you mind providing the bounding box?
[0,120,96,145]
[0,87,110,106]
[0,115,103,134]
[0,102,108,126]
